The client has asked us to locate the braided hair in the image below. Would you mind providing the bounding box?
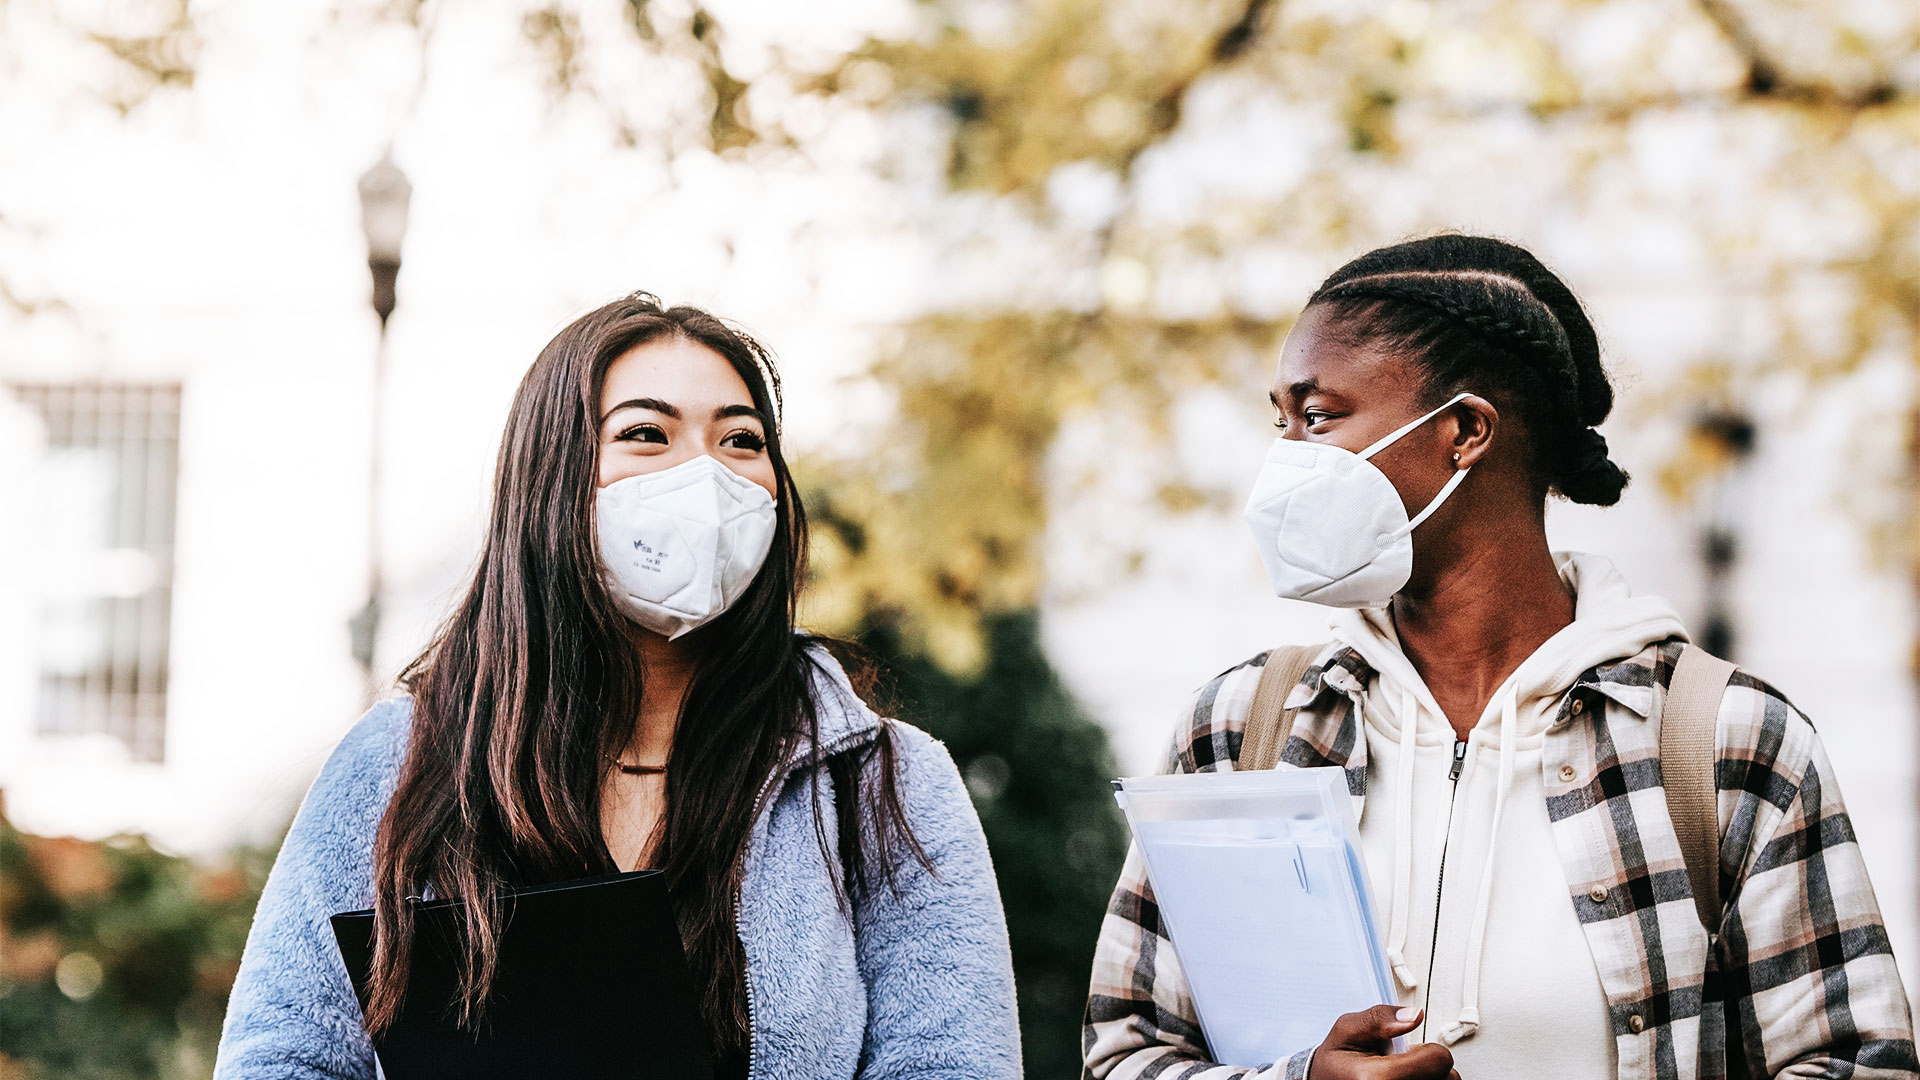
[1306,234,1629,507]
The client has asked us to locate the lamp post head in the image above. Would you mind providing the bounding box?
[358,152,411,262]
[357,152,411,327]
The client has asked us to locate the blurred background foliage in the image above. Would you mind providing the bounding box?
[2,0,1918,1077]
[0,801,270,1080]
[855,612,1131,1079]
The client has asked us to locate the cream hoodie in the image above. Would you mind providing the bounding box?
[1329,552,1687,1080]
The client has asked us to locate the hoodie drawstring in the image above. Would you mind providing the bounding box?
[1382,688,1421,990]
[1439,682,1521,1046]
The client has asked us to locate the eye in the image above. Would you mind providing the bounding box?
[616,423,667,444]
[1304,410,1336,428]
[721,429,766,452]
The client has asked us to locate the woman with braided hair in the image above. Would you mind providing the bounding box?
[1083,235,1916,1080]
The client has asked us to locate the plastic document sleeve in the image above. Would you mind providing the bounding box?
[1112,767,1400,1070]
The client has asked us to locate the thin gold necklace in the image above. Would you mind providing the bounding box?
[607,753,668,776]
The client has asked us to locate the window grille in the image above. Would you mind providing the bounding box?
[9,382,180,762]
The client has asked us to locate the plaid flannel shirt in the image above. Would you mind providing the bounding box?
[1083,640,1918,1080]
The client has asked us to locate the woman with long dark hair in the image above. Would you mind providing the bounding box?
[215,294,1021,1079]
[1083,235,1915,1080]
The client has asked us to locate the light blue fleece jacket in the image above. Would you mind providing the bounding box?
[214,649,1022,1079]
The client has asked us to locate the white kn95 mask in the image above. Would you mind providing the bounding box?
[596,454,778,639]
[1243,392,1475,609]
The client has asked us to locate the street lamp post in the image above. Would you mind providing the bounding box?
[350,152,411,701]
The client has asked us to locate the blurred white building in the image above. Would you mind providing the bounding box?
[0,0,916,852]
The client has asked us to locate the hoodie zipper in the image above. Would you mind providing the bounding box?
[1418,737,1469,1042]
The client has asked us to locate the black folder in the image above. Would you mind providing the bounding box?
[330,870,715,1080]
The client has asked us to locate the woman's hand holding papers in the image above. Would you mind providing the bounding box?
[1309,1006,1458,1080]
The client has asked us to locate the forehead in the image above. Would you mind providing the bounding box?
[600,335,754,409]
[1271,303,1424,404]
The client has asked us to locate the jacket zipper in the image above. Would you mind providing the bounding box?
[735,755,786,1080]
[1418,738,1469,1043]
[734,724,878,1080]
[736,859,765,1079]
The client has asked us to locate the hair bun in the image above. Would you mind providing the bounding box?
[1557,428,1628,506]
[1571,428,1610,470]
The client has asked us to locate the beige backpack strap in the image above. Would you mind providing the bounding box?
[1239,644,1327,771]
[1662,643,1737,935]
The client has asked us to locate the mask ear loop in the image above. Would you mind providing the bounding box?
[1403,466,1470,532]
[1356,392,1476,461]
[1356,392,1477,536]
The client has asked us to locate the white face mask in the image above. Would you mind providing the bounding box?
[595,454,778,639]
[1243,392,1475,609]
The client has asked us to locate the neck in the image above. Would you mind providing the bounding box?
[1389,527,1574,738]
[625,628,701,762]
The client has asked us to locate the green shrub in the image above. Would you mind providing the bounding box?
[859,612,1130,1080]
[0,802,270,1080]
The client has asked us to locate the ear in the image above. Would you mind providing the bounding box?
[1446,395,1498,469]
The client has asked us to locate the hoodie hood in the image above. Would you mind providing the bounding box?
[1330,551,1688,740]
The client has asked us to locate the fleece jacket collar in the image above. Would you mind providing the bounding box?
[784,645,884,770]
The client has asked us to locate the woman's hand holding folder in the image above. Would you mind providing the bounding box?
[1309,1006,1459,1080]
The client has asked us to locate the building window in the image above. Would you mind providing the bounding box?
[9,382,180,763]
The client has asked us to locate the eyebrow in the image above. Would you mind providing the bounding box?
[714,404,766,424]
[601,397,767,426]
[1269,379,1324,409]
[603,397,679,422]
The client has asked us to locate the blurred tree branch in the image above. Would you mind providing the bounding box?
[1696,0,1902,106]
[0,0,201,321]
[75,0,202,114]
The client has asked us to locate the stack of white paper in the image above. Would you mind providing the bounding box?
[1114,768,1396,1069]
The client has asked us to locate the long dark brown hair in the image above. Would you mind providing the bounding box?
[363,294,922,1056]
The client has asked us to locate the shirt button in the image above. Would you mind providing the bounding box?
[1559,765,1577,783]
[1588,885,1608,904]
[1628,1014,1645,1033]
[1570,697,1586,715]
